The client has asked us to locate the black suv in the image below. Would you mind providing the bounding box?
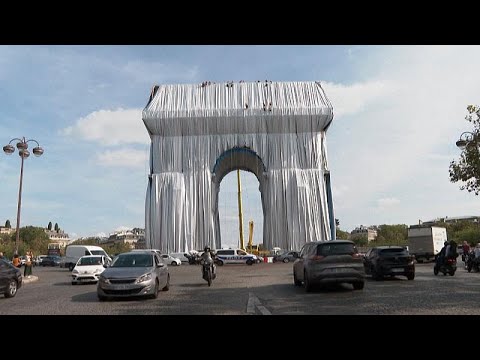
[0,258,23,298]
[363,246,415,280]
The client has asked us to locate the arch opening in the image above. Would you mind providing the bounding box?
[212,147,266,250]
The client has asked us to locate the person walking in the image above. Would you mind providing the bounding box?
[12,254,21,267]
[24,251,33,278]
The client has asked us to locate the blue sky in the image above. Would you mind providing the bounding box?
[1,45,479,248]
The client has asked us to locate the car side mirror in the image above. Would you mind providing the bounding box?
[157,263,164,268]
[103,264,109,268]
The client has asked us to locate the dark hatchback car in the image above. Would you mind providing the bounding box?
[273,251,299,263]
[0,258,23,298]
[363,246,415,280]
[293,240,365,292]
[41,255,61,267]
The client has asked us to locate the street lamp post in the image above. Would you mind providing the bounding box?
[3,137,44,255]
[455,131,477,150]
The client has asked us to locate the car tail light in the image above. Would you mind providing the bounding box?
[309,255,324,261]
[351,253,362,259]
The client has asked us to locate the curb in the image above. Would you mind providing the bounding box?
[23,275,39,284]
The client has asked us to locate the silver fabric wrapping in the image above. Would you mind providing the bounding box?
[143,81,334,253]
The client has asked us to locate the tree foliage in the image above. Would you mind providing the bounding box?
[5,219,11,228]
[351,234,368,246]
[336,228,350,240]
[450,105,480,195]
[370,224,408,247]
[0,226,50,259]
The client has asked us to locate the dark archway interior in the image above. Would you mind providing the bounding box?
[212,146,266,184]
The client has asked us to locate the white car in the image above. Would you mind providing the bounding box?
[71,255,110,285]
[160,254,181,266]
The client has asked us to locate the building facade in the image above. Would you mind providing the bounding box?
[350,225,377,242]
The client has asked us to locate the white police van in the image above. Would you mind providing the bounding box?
[214,248,256,266]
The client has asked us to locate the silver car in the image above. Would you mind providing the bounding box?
[293,240,365,292]
[97,251,170,301]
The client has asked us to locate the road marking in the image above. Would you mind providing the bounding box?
[247,292,256,314]
[247,292,272,315]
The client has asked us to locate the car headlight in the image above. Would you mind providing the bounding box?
[136,273,152,283]
[99,276,110,284]
[72,270,79,274]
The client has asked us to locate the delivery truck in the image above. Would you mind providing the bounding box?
[407,225,447,262]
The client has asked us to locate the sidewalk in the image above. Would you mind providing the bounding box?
[22,275,39,284]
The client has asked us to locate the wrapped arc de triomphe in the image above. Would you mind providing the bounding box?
[143,81,335,254]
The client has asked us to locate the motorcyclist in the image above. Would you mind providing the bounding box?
[436,241,449,267]
[201,246,216,277]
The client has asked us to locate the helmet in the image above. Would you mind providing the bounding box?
[204,246,210,253]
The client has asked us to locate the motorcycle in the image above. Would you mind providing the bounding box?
[201,259,216,286]
[466,251,480,272]
[433,255,457,276]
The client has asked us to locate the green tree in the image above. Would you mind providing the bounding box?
[372,224,408,246]
[17,226,50,256]
[71,237,99,246]
[47,221,52,230]
[5,219,11,228]
[351,234,368,246]
[105,242,133,256]
[336,228,350,240]
[450,105,480,195]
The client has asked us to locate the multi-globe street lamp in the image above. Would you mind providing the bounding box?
[455,131,477,150]
[3,137,44,255]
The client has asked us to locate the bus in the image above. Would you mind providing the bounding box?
[47,243,62,256]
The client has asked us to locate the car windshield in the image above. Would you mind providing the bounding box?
[78,257,102,266]
[91,250,107,256]
[111,254,153,268]
[317,243,356,256]
[379,248,407,255]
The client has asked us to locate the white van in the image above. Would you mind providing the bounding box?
[214,248,256,266]
[170,252,190,263]
[64,245,111,271]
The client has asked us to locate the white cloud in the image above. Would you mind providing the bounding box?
[61,108,150,145]
[377,198,400,208]
[96,148,148,168]
[328,45,480,231]
[115,226,132,232]
[323,80,390,118]
[96,232,107,238]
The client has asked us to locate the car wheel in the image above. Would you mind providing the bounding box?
[246,260,253,265]
[151,279,159,299]
[293,271,302,286]
[304,271,313,292]
[283,258,289,263]
[98,294,108,301]
[171,261,177,266]
[162,275,170,291]
[216,260,224,266]
[71,281,77,285]
[5,280,18,298]
[353,281,364,290]
[433,266,439,275]
[407,273,415,280]
[449,270,455,276]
